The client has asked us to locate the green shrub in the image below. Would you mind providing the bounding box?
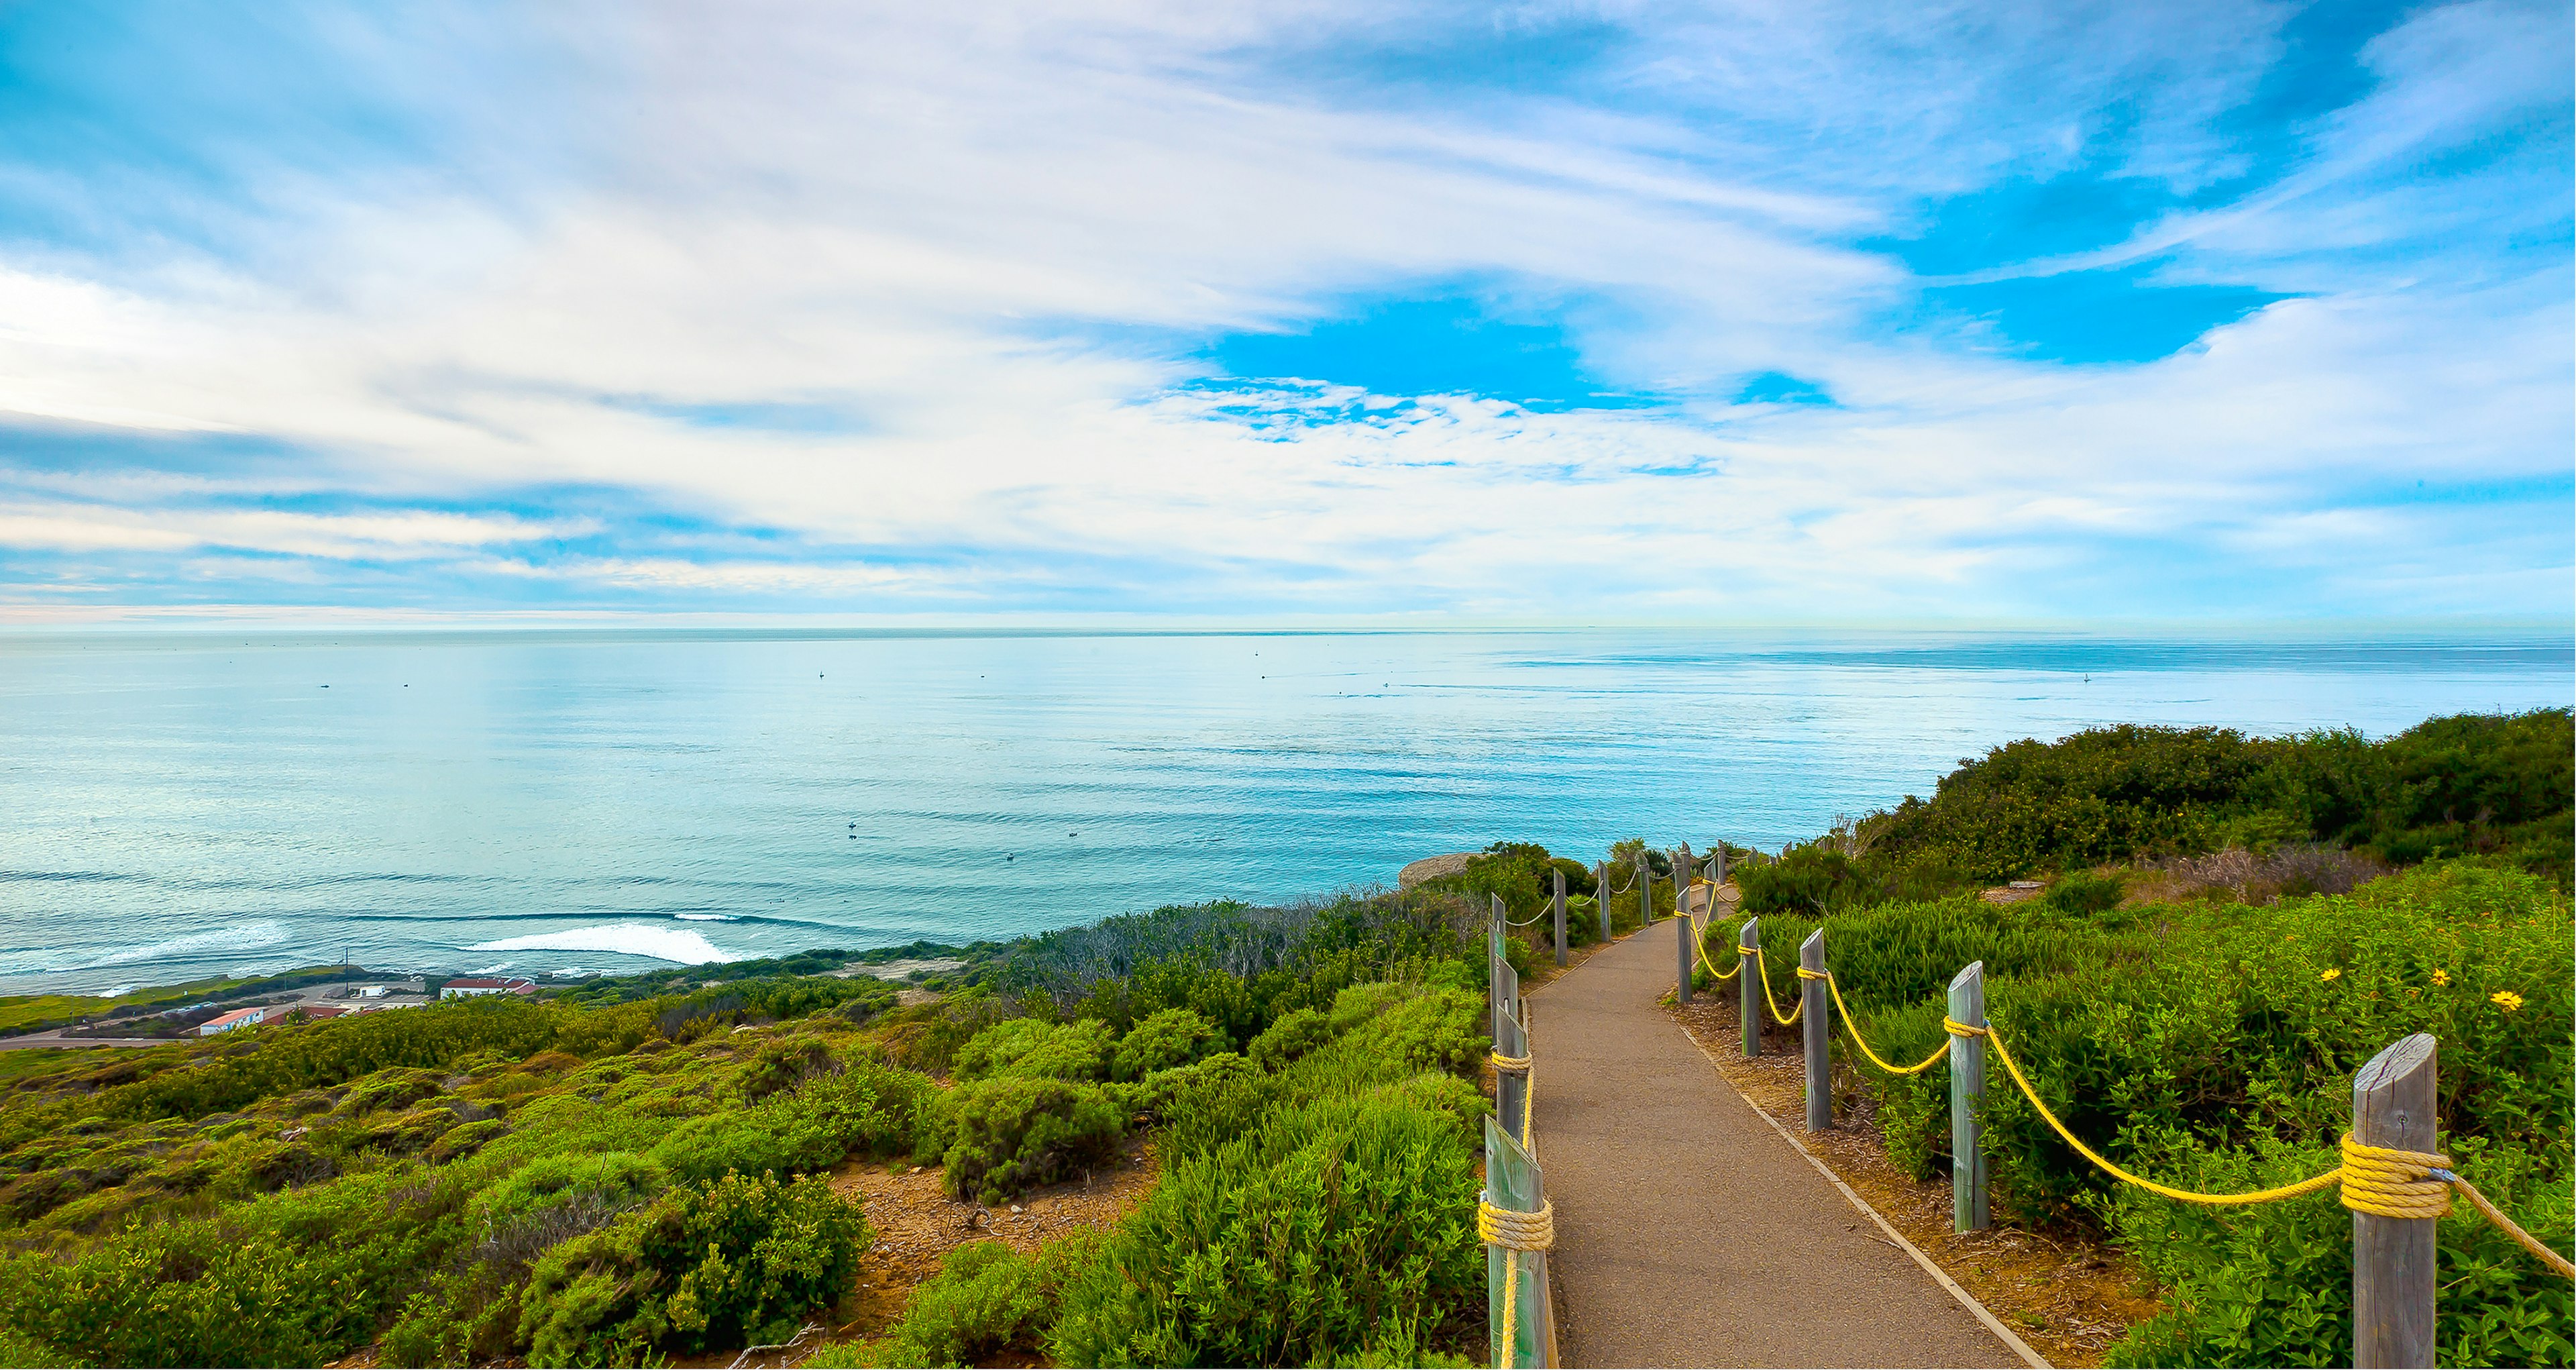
[516,1169,866,1365]
[1113,1008,1222,1082]
[0,1220,375,1367]
[647,1059,928,1180]
[0,1327,63,1370]
[473,1151,669,1226]
[427,1116,506,1163]
[1124,1052,1256,1126]
[2041,870,2125,914]
[953,1018,1113,1083]
[1050,1087,1481,1366]
[1248,1007,1335,1071]
[1739,847,1878,916]
[1342,987,1485,1077]
[928,1076,1126,1205]
[819,1236,1099,1367]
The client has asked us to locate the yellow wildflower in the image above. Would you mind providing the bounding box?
[2491,990,2524,1012]
[2318,967,2342,982]
[2430,967,2450,986]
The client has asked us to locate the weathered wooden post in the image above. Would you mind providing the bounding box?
[1495,1008,1532,1147]
[1491,897,1521,1049]
[1552,869,1567,967]
[1482,1115,1552,1368]
[1738,916,1761,1057]
[1801,928,1829,1131]
[2353,1033,2437,1369]
[1594,860,1610,941]
[1676,841,1695,905]
[1713,841,1727,889]
[1638,850,1653,929]
[1676,896,1693,1005]
[1948,961,1988,1231]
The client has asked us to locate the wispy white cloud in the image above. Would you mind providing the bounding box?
[0,0,2564,622]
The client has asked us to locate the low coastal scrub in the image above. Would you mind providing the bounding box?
[0,888,1494,1368]
[1709,861,2572,1366]
[1733,708,2571,914]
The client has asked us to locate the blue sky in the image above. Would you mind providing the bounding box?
[0,0,2567,624]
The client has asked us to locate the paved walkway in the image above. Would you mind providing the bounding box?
[1528,922,2024,1369]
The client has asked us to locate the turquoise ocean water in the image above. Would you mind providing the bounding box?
[1,629,2567,996]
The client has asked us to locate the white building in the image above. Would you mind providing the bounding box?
[197,1006,273,1035]
[439,976,537,999]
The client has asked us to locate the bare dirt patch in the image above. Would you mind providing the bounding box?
[1668,996,2161,1368]
[734,1141,1162,1367]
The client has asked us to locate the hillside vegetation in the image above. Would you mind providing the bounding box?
[0,892,1494,1368]
[1733,708,2571,916]
[1678,709,2573,1367]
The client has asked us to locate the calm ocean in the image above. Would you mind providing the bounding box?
[2,629,2567,996]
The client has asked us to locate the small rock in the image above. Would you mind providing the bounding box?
[1010,1204,1024,1214]
[908,1165,922,1174]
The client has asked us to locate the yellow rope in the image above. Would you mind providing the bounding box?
[2339,1135,2454,1219]
[1760,959,2575,1277]
[2447,1168,2576,1278]
[1521,1062,1537,1159]
[1680,906,1741,982]
[1822,973,1949,1075]
[1982,1023,2345,1206]
[1479,1198,1554,1364]
[1478,1198,1555,1249]
[1490,1050,1532,1073]
[1750,945,1803,1026]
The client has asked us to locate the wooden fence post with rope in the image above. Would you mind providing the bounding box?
[1737,916,1761,1057]
[1636,850,1653,929]
[1674,884,1693,1006]
[1800,928,1829,1131]
[2353,1033,2437,1369]
[1495,1006,1532,1163]
[1552,869,1566,967]
[1593,861,1609,941]
[1481,1114,1552,1368]
[1948,961,1989,1232]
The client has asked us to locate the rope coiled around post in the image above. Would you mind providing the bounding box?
[1477,1197,1554,1250]
[1480,1198,1554,1363]
[2338,1136,2453,1219]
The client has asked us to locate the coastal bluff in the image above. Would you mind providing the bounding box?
[1397,851,1477,888]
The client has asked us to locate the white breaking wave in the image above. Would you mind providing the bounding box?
[0,920,292,976]
[671,913,737,922]
[468,923,733,965]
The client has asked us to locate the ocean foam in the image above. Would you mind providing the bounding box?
[0,921,291,976]
[671,913,737,922]
[467,923,734,965]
